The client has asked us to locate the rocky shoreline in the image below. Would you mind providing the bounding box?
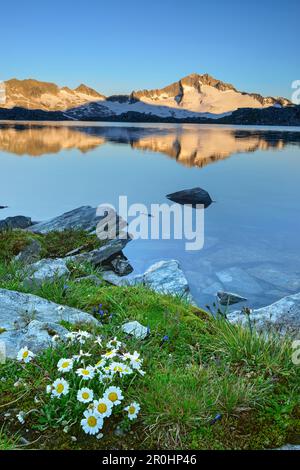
[0,205,300,360]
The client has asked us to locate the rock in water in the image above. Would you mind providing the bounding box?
[228,292,300,335]
[0,288,99,358]
[217,291,247,306]
[166,187,214,208]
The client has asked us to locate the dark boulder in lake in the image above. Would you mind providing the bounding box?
[166,187,214,208]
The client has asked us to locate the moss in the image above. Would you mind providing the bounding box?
[0,228,104,263]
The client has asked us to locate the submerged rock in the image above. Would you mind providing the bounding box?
[0,215,32,230]
[166,187,214,208]
[217,291,247,306]
[228,292,300,335]
[0,288,99,358]
[216,267,263,296]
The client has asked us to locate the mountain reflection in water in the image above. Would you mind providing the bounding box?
[0,123,299,167]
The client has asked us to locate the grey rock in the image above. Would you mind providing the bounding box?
[74,274,102,286]
[228,292,300,335]
[27,206,104,234]
[216,267,263,296]
[217,291,247,306]
[72,237,131,267]
[24,258,70,286]
[122,321,149,340]
[102,271,130,286]
[0,320,69,358]
[0,288,99,358]
[0,216,32,230]
[110,255,133,276]
[103,259,193,302]
[143,260,192,300]
[15,239,42,265]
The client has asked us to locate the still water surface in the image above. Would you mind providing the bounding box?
[1,121,300,309]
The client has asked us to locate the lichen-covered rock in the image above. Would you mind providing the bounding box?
[0,288,99,359]
[122,321,149,340]
[24,258,70,286]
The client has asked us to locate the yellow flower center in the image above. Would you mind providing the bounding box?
[62,361,70,368]
[56,383,64,393]
[106,351,113,356]
[108,392,118,402]
[82,370,89,376]
[97,403,107,413]
[87,416,97,428]
[114,366,123,372]
[82,392,89,400]
[23,351,29,358]
[128,406,136,415]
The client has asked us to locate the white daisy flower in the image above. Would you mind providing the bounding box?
[98,371,113,382]
[122,351,143,369]
[106,337,122,350]
[77,387,94,403]
[125,402,141,420]
[81,410,103,435]
[94,336,103,347]
[76,366,95,380]
[17,347,35,363]
[93,398,113,418]
[77,330,91,344]
[104,386,124,406]
[109,362,133,377]
[94,358,106,369]
[65,332,78,342]
[57,358,73,373]
[51,378,69,398]
[102,349,118,359]
[72,350,92,362]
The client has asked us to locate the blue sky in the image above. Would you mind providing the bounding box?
[1,0,299,98]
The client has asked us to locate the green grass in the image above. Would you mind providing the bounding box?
[0,250,299,450]
[0,228,103,263]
